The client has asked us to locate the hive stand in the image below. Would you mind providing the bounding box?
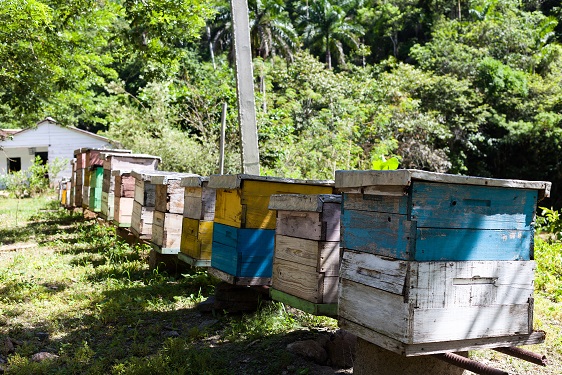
[335,169,550,367]
[268,194,341,317]
[207,174,334,286]
[178,176,216,268]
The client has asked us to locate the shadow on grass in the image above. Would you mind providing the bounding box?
[1,201,342,375]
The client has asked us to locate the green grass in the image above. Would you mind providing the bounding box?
[0,197,338,375]
[1,196,561,374]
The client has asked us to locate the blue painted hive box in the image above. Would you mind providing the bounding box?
[208,174,334,285]
[335,169,551,261]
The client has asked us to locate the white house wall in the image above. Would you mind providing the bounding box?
[0,146,49,175]
[0,119,113,183]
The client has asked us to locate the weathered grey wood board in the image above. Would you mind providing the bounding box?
[151,211,183,253]
[335,169,551,200]
[272,258,338,303]
[338,251,535,350]
[182,178,216,221]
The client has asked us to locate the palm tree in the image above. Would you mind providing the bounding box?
[208,0,297,62]
[297,0,363,69]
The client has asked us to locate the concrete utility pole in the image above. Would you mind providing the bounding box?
[230,0,260,175]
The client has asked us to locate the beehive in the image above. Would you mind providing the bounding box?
[111,169,136,227]
[269,194,341,316]
[69,160,76,207]
[100,153,160,221]
[130,170,170,239]
[208,174,333,285]
[178,176,216,267]
[336,169,551,356]
[80,148,131,211]
[88,166,103,212]
[73,149,86,207]
[150,173,198,254]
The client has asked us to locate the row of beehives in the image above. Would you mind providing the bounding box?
[59,148,551,357]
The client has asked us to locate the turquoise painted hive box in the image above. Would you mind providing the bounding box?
[335,169,551,262]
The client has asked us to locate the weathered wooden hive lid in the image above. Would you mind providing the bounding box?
[111,169,133,176]
[130,170,176,182]
[268,194,341,212]
[150,172,199,185]
[180,175,210,188]
[98,151,134,160]
[335,169,551,200]
[103,152,161,162]
[208,174,335,189]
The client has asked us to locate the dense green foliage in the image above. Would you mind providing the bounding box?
[1,0,562,204]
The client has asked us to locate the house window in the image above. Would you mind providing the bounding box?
[35,152,48,165]
[8,157,21,173]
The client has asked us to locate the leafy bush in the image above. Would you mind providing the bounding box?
[536,206,562,241]
[3,157,66,198]
[534,238,562,302]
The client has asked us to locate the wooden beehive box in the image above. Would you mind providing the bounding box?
[335,169,551,356]
[130,170,169,239]
[178,176,216,267]
[268,194,341,317]
[150,173,198,254]
[208,174,334,285]
[69,160,76,207]
[112,169,136,227]
[73,149,86,207]
[100,153,160,221]
[88,166,104,212]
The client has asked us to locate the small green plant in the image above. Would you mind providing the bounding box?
[536,206,562,241]
[3,156,66,198]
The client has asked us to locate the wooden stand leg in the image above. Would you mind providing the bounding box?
[353,338,467,375]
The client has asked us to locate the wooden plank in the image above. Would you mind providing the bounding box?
[339,318,545,357]
[274,235,340,276]
[342,210,532,261]
[274,235,320,269]
[343,193,409,214]
[322,275,339,303]
[180,218,213,260]
[339,278,532,345]
[114,197,134,226]
[130,201,154,238]
[208,174,334,189]
[272,257,324,303]
[104,153,160,171]
[335,169,551,199]
[208,266,271,286]
[134,179,156,207]
[340,251,409,295]
[414,228,532,261]
[100,192,114,220]
[410,303,531,343]
[276,211,323,241]
[214,188,243,228]
[211,223,275,278]
[411,182,537,230]
[342,210,415,259]
[339,278,410,343]
[151,212,183,250]
[411,261,535,308]
[180,175,209,188]
[270,288,337,317]
[268,194,341,212]
[177,252,211,268]
[183,186,216,221]
[155,184,168,212]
